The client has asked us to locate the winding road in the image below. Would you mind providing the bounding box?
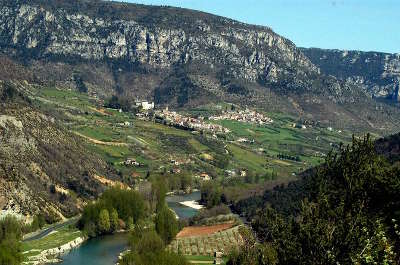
[23,216,79,242]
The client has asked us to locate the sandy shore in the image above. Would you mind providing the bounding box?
[179,200,204,210]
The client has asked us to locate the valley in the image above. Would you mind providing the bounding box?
[30,85,353,184]
[0,1,399,265]
[2,81,355,265]
[4,81,355,264]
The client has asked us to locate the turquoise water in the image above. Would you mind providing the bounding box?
[53,233,128,265]
[166,191,201,219]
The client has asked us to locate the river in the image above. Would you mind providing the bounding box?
[166,191,201,219]
[51,233,128,265]
[53,191,201,265]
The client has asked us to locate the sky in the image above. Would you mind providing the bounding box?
[120,0,400,54]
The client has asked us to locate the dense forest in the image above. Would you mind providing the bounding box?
[228,135,400,264]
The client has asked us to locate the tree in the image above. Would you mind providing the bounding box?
[0,216,22,241]
[126,217,134,230]
[83,221,97,238]
[180,173,192,191]
[1,82,16,101]
[200,182,222,208]
[214,154,230,169]
[0,216,23,265]
[243,135,400,265]
[227,226,279,265]
[110,208,119,232]
[121,229,189,265]
[0,239,22,265]
[132,230,164,254]
[98,209,110,234]
[74,74,88,93]
[155,206,179,244]
[153,179,167,212]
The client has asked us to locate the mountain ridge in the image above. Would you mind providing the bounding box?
[301,47,400,102]
[0,0,399,133]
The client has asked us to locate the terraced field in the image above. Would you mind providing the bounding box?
[167,225,243,256]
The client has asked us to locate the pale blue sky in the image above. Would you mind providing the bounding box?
[119,0,399,54]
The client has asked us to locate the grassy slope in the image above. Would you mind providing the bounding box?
[30,87,352,182]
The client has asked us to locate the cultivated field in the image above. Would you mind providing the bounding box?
[168,225,243,256]
[176,222,235,238]
[30,86,354,184]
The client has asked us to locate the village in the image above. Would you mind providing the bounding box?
[134,101,275,134]
[209,109,274,125]
[152,107,231,134]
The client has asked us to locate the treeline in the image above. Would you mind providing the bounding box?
[276,153,301,162]
[104,95,136,112]
[200,171,278,208]
[150,172,193,192]
[78,180,182,242]
[78,187,145,237]
[231,179,307,220]
[0,216,23,265]
[229,135,400,264]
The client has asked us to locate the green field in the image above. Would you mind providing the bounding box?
[213,117,352,173]
[30,87,352,182]
[22,226,83,263]
[184,255,228,264]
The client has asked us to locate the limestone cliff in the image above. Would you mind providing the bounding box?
[301,48,400,101]
[0,0,399,132]
[0,0,317,84]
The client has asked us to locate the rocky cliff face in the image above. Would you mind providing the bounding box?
[301,48,400,101]
[0,0,399,133]
[0,0,316,84]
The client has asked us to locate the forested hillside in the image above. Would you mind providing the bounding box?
[230,135,400,264]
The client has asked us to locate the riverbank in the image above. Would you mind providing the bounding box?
[179,200,204,210]
[51,233,129,265]
[23,236,86,265]
[166,191,202,220]
[22,225,85,265]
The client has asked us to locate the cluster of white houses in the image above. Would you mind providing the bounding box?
[209,109,273,125]
[154,109,231,134]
